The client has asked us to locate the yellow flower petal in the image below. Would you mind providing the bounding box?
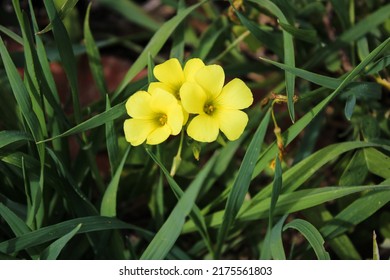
[195,65,225,99]
[214,109,249,141]
[187,114,219,142]
[148,82,175,96]
[181,106,189,125]
[126,91,155,119]
[183,58,205,82]
[180,82,207,114]
[123,118,156,146]
[216,78,253,109]
[153,58,184,92]
[167,105,184,135]
[147,125,171,145]
[150,88,178,113]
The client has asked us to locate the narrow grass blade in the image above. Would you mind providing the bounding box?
[270,215,288,260]
[37,0,79,34]
[278,22,318,44]
[283,219,330,260]
[232,6,283,57]
[216,109,271,257]
[140,151,216,260]
[0,38,43,143]
[259,57,341,89]
[39,223,82,260]
[0,203,31,236]
[0,25,23,45]
[105,96,120,175]
[344,95,356,120]
[248,0,296,122]
[43,0,81,124]
[366,55,390,75]
[243,185,390,222]
[0,131,32,149]
[145,148,218,258]
[100,146,130,217]
[252,38,390,185]
[364,148,390,179]
[252,142,387,206]
[38,101,126,143]
[305,4,390,69]
[0,216,148,254]
[112,1,207,100]
[96,0,159,32]
[320,189,390,240]
[84,3,108,96]
[170,0,186,62]
[0,203,40,258]
[192,17,228,60]
[183,185,390,232]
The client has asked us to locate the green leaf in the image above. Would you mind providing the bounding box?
[0,203,31,237]
[84,3,108,96]
[252,141,386,205]
[140,150,217,260]
[270,215,288,260]
[232,5,283,58]
[252,38,390,185]
[145,148,218,258]
[192,17,228,60]
[100,146,130,217]
[0,38,43,143]
[364,148,390,179]
[105,96,121,175]
[283,219,330,260]
[112,0,207,100]
[0,25,23,45]
[259,57,341,89]
[344,94,356,120]
[279,21,318,44]
[321,189,390,240]
[170,0,186,62]
[248,0,296,121]
[305,4,390,69]
[183,185,390,232]
[43,0,81,124]
[0,216,148,254]
[96,0,159,32]
[339,150,368,186]
[340,82,381,101]
[366,55,390,75]
[0,131,32,149]
[39,223,82,260]
[216,109,271,257]
[38,101,126,143]
[37,0,80,34]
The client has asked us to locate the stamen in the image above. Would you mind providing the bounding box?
[158,114,168,125]
[204,104,215,115]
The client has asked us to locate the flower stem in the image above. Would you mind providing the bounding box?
[170,130,184,176]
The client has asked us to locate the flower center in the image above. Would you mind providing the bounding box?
[158,114,168,126]
[204,103,215,115]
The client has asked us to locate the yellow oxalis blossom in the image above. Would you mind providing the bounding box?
[180,64,253,142]
[149,58,205,124]
[123,88,183,146]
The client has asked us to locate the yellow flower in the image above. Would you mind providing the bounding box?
[123,88,183,146]
[149,58,205,124]
[180,65,253,142]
